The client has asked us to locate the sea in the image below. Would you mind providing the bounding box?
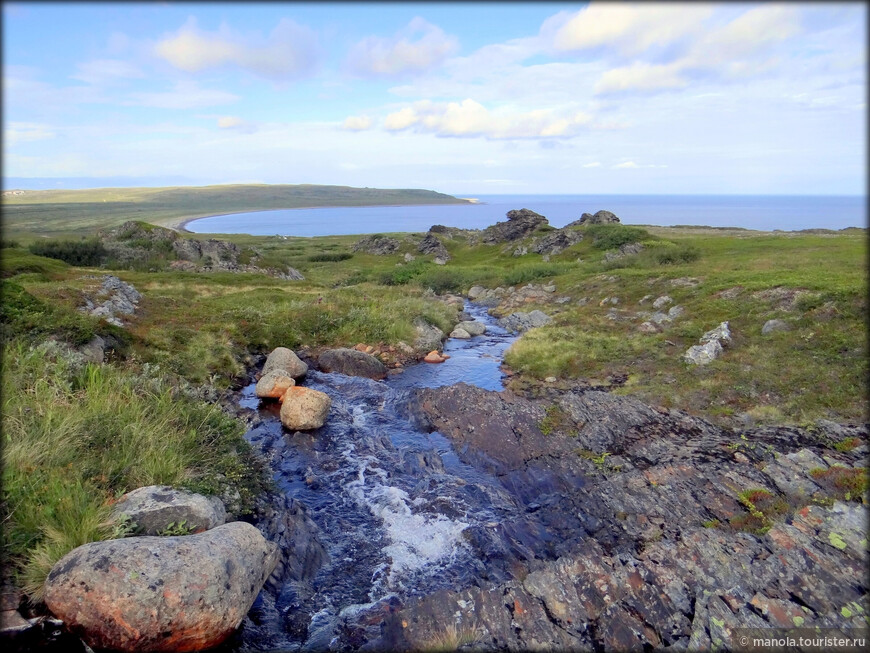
[185,194,866,236]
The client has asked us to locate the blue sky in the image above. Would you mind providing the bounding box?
[3,2,866,195]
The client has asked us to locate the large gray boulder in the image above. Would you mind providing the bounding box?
[262,347,308,379]
[255,370,296,399]
[111,485,226,535]
[44,522,278,653]
[684,321,732,365]
[413,319,445,353]
[417,233,450,260]
[531,228,584,255]
[318,348,387,380]
[455,320,486,336]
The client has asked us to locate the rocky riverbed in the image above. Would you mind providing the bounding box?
[219,298,868,652]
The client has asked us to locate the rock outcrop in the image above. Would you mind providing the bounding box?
[279,387,331,430]
[317,348,387,380]
[568,209,621,226]
[530,228,584,255]
[44,522,278,653]
[386,383,869,652]
[352,235,400,255]
[79,275,141,327]
[412,319,445,354]
[262,347,308,379]
[684,321,732,365]
[417,234,450,261]
[482,209,548,243]
[110,486,226,535]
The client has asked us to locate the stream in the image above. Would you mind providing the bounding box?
[229,302,525,651]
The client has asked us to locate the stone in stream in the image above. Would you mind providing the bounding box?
[44,522,278,653]
[317,348,387,380]
[262,347,308,379]
[279,387,331,430]
[110,485,226,535]
[255,370,296,399]
[455,320,486,336]
[423,350,449,364]
[450,327,471,339]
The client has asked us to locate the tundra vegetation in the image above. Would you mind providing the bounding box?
[1,192,866,609]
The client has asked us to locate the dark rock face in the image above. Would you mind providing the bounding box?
[318,348,387,380]
[386,383,869,651]
[417,234,449,260]
[568,209,621,226]
[482,209,548,243]
[352,235,400,255]
[44,522,279,653]
[530,228,584,255]
[172,238,241,267]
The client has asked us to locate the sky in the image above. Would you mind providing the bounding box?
[3,1,867,195]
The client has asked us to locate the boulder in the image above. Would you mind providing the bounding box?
[262,347,308,379]
[255,370,296,399]
[455,320,486,336]
[762,319,790,335]
[413,319,445,353]
[44,522,278,653]
[423,350,449,364]
[482,209,548,243]
[467,286,486,299]
[450,327,471,339]
[652,295,672,309]
[352,235,400,255]
[684,321,732,365]
[498,310,552,333]
[110,485,226,535]
[317,348,387,380]
[700,321,732,346]
[279,387,331,430]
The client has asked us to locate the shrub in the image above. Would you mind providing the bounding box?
[28,238,107,266]
[652,244,701,265]
[307,252,353,262]
[502,262,571,286]
[584,224,651,250]
[0,280,98,346]
[415,267,467,294]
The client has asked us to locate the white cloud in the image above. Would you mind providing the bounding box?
[346,17,458,77]
[582,162,601,168]
[613,161,639,169]
[342,115,373,131]
[128,81,239,109]
[71,59,144,85]
[595,61,687,94]
[5,122,56,145]
[382,98,592,140]
[154,17,320,80]
[548,2,713,56]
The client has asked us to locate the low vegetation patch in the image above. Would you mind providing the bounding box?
[1,339,270,599]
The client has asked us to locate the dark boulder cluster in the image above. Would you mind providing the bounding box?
[351,234,401,255]
[481,208,549,243]
[567,209,621,226]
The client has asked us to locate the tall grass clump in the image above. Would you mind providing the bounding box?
[1,339,269,600]
[502,262,572,286]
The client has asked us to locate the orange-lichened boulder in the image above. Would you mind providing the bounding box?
[423,350,450,364]
[44,522,278,653]
[255,370,296,399]
[279,387,331,430]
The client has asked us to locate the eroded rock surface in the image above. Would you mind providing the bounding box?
[482,209,548,243]
[318,348,387,380]
[111,485,226,535]
[44,522,278,653]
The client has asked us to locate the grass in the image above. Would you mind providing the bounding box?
[1,183,469,238]
[1,339,271,599]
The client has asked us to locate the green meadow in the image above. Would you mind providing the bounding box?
[1,199,866,603]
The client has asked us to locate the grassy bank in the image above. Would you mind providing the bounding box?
[1,183,469,238]
[1,215,866,602]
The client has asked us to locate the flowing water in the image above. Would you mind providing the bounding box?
[232,302,524,650]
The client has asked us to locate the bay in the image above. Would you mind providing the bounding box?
[185,194,866,236]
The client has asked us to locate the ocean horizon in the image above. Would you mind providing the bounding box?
[185,193,866,237]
